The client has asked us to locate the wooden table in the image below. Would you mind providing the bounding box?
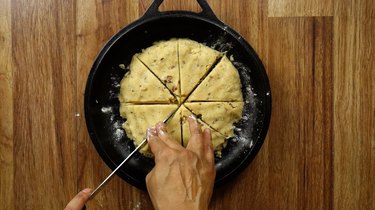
[1,0,374,209]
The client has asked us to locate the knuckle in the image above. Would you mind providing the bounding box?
[78,192,89,203]
[179,150,194,160]
[75,192,86,201]
[156,149,175,161]
[190,133,202,140]
[159,150,172,159]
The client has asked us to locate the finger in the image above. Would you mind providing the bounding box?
[186,115,204,154]
[202,128,213,150]
[202,128,215,164]
[156,122,183,151]
[187,114,202,137]
[64,188,92,210]
[147,127,169,157]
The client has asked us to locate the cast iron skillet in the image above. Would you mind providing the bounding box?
[85,0,271,190]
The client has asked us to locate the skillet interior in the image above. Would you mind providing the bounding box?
[85,12,271,190]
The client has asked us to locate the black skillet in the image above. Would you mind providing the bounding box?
[84,0,271,190]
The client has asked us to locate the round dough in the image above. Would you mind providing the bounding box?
[119,38,244,157]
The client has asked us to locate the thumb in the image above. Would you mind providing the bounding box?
[64,188,92,210]
[147,127,168,158]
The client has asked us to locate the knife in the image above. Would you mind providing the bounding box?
[88,108,179,199]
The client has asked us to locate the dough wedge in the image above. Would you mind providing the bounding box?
[119,56,176,103]
[119,104,180,156]
[137,39,180,97]
[187,55,243,102]
[180,106,227,157]
[184,102,244,137]
[179,38,221,100]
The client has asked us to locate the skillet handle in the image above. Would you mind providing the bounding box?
[196,0,219,21]
[142,0,219,21]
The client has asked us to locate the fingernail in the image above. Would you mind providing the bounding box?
[188,114,197,120]
[147,127,157,141]
[158,128,166,136]
[156,122,167,134]
[82,188,91,193]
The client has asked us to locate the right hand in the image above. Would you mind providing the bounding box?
[146,115,216,210]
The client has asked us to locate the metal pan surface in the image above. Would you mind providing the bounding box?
[85,0,271,190]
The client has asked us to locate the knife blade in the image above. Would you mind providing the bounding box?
[89,108,179,199]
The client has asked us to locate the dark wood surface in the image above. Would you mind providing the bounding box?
[0,0,374,209]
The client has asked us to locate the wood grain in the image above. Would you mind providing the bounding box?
[0,0,13,209]
[11,0,77,208]
[265,17,333,210]
[268,0,333,17]
[333,4,375,209]
[309,17,334,210]
[1,0,374,209]
[140,0,201,12]
[76,0,154,209]
[205,1,272,209]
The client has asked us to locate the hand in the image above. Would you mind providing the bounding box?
[146,115,216,210]
[64,188,92,210]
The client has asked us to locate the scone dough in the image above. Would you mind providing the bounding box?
[179,38,221,100]
[120,104,180,156]
[137,39,180,96]
[181,106,227,156]
[119,38,244,157]
[184,102,244,137]
[187,56,244,102]
[119,57,176,103]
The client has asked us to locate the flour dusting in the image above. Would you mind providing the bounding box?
[132,201,142,210]
[101,106,112,113]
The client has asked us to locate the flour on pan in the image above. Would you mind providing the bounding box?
[207,32,234,52]
[101,105,125,142]
[228,59,258,151]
